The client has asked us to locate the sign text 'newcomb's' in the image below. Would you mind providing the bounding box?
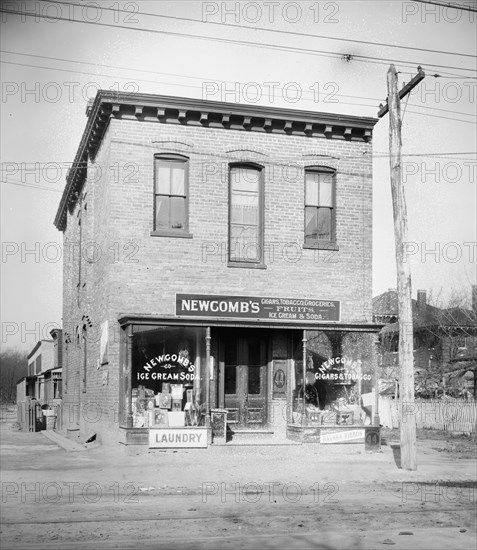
[176,294,340,322]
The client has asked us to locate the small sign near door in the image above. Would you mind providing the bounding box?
[273,360,287,398]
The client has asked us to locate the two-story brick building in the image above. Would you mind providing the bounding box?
[54,91,381,447]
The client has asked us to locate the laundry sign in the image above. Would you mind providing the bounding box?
[149,428,208,448]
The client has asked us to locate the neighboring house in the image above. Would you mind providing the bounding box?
[373,287,477,397]
[54,91,381,447]
[19,330,63,405]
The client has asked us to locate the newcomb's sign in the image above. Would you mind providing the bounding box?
[176,294,340,322]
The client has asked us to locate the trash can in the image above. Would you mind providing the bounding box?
[210,408,227,444]
[43,409,57,431]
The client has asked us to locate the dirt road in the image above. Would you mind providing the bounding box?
[1,422,476,549]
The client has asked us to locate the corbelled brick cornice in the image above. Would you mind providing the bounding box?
[54,91,377,231]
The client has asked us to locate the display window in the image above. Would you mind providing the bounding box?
[122,325,207,429]
[292,331,375,427]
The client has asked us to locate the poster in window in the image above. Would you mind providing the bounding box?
[100,320,109,365]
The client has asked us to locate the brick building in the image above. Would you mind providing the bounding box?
[54,91,381,446]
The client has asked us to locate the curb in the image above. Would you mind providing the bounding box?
[41,430,88,452]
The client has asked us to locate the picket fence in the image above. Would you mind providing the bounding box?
[379,397,477,433]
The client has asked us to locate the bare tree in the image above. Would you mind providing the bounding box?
[0,349,28,403]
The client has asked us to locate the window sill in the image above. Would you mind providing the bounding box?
[227,261,267,269]
[150,230,193,239]
[303,241,339,251]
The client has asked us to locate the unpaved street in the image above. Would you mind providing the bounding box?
[1,422,476,549]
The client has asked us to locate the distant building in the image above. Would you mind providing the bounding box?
[17,330,63,405]
[373,287,477,398]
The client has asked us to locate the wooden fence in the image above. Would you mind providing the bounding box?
[379,397,477,433]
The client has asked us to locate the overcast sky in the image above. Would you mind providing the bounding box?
[1,0,476,351]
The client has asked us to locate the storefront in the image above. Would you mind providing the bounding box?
[117,294,381,447]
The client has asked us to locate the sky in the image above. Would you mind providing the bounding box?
[1,0,476,351]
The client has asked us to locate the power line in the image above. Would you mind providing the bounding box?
[1,179,63,192]
[39,0,477,59]
[2,57,476,123]
[411,0,477,13]
[1,8,476,75]
[3,49,477,117]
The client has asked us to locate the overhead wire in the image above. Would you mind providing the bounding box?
[1,7,476,76]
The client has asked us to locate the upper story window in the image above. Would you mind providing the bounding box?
[304,167,336,249]
[456,337,467,349]
[229,164,265,267]
[153,155,191,237]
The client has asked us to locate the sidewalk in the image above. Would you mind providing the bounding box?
[1,422,476,491]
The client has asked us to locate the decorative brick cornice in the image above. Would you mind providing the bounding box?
[54,91,377,231]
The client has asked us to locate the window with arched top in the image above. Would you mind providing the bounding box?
[304,167,336,247]
[153,154,189,235]
[229,163,264,265]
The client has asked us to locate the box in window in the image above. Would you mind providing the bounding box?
[162,383,171,394]
[170,384,183,400]
[321,411,337,425]
[168,411,185,427]
[171,399,182,411]
[153,409,169,427]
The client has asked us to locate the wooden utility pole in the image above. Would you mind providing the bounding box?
[379,65,424,471]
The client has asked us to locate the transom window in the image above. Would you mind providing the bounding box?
[154,155,188,232]
[229,165,263,264]
[305,168,335,245]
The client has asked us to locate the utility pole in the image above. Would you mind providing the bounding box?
[378,65,424,471]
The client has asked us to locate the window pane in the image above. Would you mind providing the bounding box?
[248,366,261,395]
[224,366,237,395]
[231,192,258,224]
[317,207,332,240]
[319,176,333,207]
[170,197,186,229]
[155,196,170,229]
[248,339,261,366]
[305,207,318,239]
[230,225,259,261]
[225,342,237,367]
[231,167,259,193]
[171,165,185,195]
[156,164,171,194]
[305,173,319,206]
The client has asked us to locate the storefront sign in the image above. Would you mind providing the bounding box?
[320,429,365,444]
[149,428,208,448]
[176,294,340,322]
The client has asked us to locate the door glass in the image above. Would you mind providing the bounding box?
[248,339,261,366]
[248,366,261,394]
[224,366,237,395]
[224,339,238,395]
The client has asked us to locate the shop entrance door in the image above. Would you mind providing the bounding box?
[220,331,268,428]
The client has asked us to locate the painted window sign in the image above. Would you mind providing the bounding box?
[176,294,340,322]
[137,353,196,382]
[315,356,372,382]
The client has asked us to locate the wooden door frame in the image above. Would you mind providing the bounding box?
[217,329,271,426]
